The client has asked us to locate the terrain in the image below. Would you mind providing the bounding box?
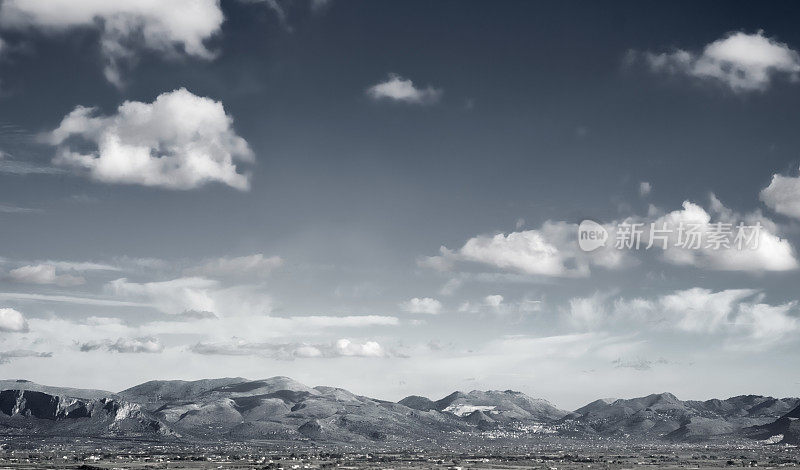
[0,377,796,450]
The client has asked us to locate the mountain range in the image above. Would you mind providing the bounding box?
[0,377,795,447]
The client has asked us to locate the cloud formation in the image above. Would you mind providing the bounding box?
[47,88,254,190]
[0,0,224,87]
[366,73,442,105]
[184,253,283,278]
[422,220,628,278]
[760,167,800,220]
[191,337,387,359]
[106,277,222,315]
[0,308,28,332]
[565,288,799,350]
[400,297,442,315]
[650,197,797,272]
[0,349,52,364]
[643,31,800,92]
[79,336,163,353]
[458,294,541,317]
[8,264,85,286]
[423,195,796,277]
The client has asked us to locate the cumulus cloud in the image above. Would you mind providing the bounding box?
[643,31,800,92]
[639,181,652,197]
[8,264,85,286]
[760,167,800,220]
[0,0,224,87]
[566,288,799,349]
[0,308,28,332]
[47,88,254,190]
[400,297,442,315]
[425,195,795,277]
[79,336,163,353]
[184,253,283,278]
[191,337,387,359]
[422,220,629,278]
[366,73,442,105]
[649,196,797,272]
[0,349,52,364]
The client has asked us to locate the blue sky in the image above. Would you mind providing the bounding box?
[0,0,799,409]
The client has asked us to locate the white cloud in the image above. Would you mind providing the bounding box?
[760,166,800,220]
[47,88,254,190]
[0,349,51,364]
[438,278,462,296]
[654,288,757,333]
[423,220,629,278]
[564,291,610,329]
[366,73,442,105]
[423,196,796,277]
[8,264,85,286]
[184,253,283,278]
[0,0,224,87]
[483,294,504,309]
[0,203,41,213]
[0,292,148,308]
[0,308,28,332]
[80,336,163,354]
[334,338,385,357]
[639,181,652,197]
[106,276,221,315]
[567,288,799,349]
[459,294,541,317]
[733,302,799,348]
[651,197,798,272]
[644,31,800,92]
[45,260,120,271]
[401,297,442,315]
[190,337,387,359]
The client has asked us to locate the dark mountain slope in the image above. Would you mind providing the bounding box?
[0,386,171,438]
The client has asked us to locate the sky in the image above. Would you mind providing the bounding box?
[0,0,799,410]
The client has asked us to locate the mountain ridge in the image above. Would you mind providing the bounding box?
[0,376,795,446]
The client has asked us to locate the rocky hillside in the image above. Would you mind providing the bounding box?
[742,403,800,445]
[0,382,171,438]
[560,392,799,440]
[0,377,796,445]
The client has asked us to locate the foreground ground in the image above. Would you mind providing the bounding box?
[0,437,797,470]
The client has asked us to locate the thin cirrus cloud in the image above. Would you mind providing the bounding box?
[0,0,224,88]
[0,203,41,214]
[640,31,800,92]
[7,264,85,287]
[0,349,52,364]
[366,73,442,105]
[760,167,800,220]
[184,254,283,278]
[46,88,254,191]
